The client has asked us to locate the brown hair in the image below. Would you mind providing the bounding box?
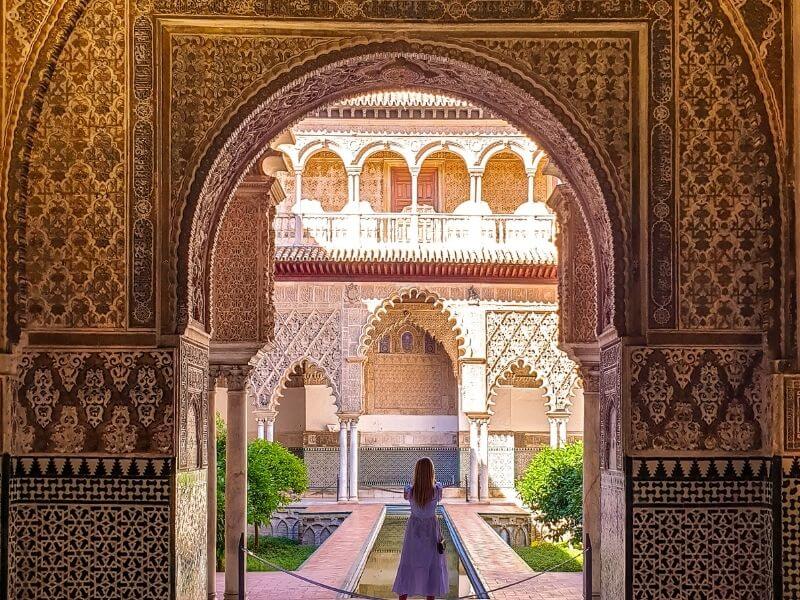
[410,457,436,506]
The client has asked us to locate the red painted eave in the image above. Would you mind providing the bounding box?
[275,260,558,284]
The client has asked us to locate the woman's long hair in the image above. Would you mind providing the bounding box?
[410,457,436,506]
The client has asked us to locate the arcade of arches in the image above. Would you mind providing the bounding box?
[1,2,800,600]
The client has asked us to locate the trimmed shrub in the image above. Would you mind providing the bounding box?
[516,441,583,543]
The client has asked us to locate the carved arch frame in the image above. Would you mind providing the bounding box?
[174,38,632,341]
[267,357,338,413]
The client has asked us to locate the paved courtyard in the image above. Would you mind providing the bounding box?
[216,500,582,599]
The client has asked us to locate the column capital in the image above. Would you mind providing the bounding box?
[465,412,491,425]
[214,364,251,392]
[253,409,277,422]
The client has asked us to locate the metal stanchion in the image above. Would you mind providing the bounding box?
[584,535,592,600]
[238,533,246,600]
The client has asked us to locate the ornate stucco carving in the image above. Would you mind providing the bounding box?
[485,310,578,413]
[249,309,342,410]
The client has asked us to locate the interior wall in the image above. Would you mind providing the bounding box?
[482,152,528,212]
[304,385,338,430]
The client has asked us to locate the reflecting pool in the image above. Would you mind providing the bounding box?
[356,512,476,599]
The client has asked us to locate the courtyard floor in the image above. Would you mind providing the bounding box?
[215,499,582,600]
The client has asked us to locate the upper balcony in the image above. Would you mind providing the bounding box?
[275,209,555,258]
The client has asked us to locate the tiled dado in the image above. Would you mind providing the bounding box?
[631,457,774,600]
[7,456,173,599]
[782,458,800,600]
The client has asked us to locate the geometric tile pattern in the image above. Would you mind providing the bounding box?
[632,458,773,600]
[783,458,800,599]
[175,468,207,600]
[7,456,172,599]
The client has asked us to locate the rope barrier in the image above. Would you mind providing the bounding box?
[241,542,586,599]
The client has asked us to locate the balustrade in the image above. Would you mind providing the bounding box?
[274,211,555,250]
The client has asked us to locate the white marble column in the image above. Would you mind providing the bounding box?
[526,169,536,204]
[223,366,249,600]
[293,170,303,244]
[207,374,221,600]
[581,366,602,597]
[348,417,360,501]
[548,416,559,448]
[558,417,568,446]
[468,418,479,501]
[256,418,265,440]
[338,417,349,502]
[475,173,483,203]
[265,416,275,442]
[478,418,489,500]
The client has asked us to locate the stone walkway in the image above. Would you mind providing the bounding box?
[216,500,582,599]
[216,503,384,599]
[444,503,582,600]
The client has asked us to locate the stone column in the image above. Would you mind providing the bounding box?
[580,366,602,598]
[468,418,479,501]
[526,168,536,204]
[478,418,489,500]
[265,414,275,442]
[223,366,250,600]
[256,418,265,440]
[548,416,559,448]
[207,372,222,600]
[338,416,349,502]
[293,170,303,244]
[559,417,568,446]
[348,417,360,501]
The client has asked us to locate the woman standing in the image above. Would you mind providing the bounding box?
[393,457,449,600]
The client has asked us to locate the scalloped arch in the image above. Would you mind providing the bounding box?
[487,357,575,414]
[356,287,466,360]
[261,357,338,412]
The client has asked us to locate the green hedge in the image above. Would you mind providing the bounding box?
[516,441,583,543]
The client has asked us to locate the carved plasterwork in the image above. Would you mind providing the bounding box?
[677,0,781,333]
[178,338,209,471]
[548,184,597,344]
[357,288,465,361]
[485,310,578,413]
[210,178,275,342]
[365,318,458,415]
[176,41,625,340]
[249,309,342,409]
[600,341,622,470]
[786,376,800,452]
[18,0,127,330]
[13,351,175,454]
[630,347,765,452]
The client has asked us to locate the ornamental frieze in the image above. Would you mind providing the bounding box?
[13,350,175,454]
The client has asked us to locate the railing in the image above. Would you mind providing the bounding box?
[274,211,555,249]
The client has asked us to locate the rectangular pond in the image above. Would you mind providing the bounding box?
[355,507,483,599]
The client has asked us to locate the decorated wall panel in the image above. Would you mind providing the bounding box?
[481,152,527,213]
[600,469,626,600]
[7,456,172,598]
[178,339,208,471]
[600,342,622,470]
[630,347,765,453]
[13,351,174,454]
[365,326,457,415]
[175,468,207,600]
[677,0,780,332]
[211,183,274,343]
[785,376,800,452]
[250,309,342,409]
[22,0,126,329]
[631,458,774,599]
[485,310,578,413]
[783,458,800,598]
